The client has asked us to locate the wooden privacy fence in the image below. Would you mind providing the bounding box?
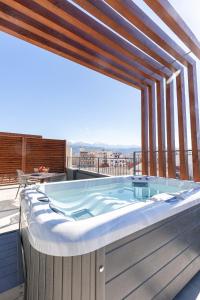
[0,134,66,184]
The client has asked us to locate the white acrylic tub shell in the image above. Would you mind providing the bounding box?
[20,176,200,256]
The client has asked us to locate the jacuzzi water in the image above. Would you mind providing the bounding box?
[46,176,197,220]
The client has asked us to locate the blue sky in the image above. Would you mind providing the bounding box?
[0,0,199,146]
[0,31,141,146]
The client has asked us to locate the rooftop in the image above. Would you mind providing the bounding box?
[1,0,200,299]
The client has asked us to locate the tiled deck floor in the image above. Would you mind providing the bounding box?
[0,185,24,300]
[0,185,20,234]
[174,272,200,299]
[1,185,200,300]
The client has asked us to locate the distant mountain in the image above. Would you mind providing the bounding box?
[69,141,141,155]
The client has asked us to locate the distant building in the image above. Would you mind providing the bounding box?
[110,152,129,167]
[79,149,95,168]
[70,148,142,175]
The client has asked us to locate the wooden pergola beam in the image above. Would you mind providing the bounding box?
[0,0,155,83]
[0,22,141,89]
[0,0,174,84]
[33,0,167,77]
[74,0,175,73]
[0,8,146,88]
[144,0,200,60]
[108,0,188,66]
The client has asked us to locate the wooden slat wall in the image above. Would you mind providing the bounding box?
[25,138,66,173]
[0,135,66,176]
[0,136,22,175]
[0,132,42,138]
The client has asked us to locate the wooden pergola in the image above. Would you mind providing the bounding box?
[1,0,200,180]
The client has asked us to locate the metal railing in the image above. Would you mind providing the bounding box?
[0,150,195,185]
[67,153,143,176]
[147,150,194,179]
[67,150,195,179]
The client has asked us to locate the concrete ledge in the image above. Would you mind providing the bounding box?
[67,168,109,180]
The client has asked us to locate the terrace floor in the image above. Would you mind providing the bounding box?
[174,272,200,299]
[0,185,20,234]
[0,185,24,300]
[0,185,200,300]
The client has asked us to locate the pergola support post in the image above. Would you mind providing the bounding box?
[148,84,157,176]
[141,87,149,175]
[176,71,189,179]
[188,63,200,181]
[156,79,166,177]
[166,78,176,178]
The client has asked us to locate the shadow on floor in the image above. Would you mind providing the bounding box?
[174,272,200,299]
[0,230,24,294]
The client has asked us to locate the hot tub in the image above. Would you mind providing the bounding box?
[20,176,200,300]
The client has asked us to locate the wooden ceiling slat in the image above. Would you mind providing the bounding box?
[144,0,200,60]
[0,0,195,85]
[74,0,175,73]
[0,21,141,89]
[0,0,154,82]
[0,7,145,87]
[29,0,165,77]
[106,0,189,66]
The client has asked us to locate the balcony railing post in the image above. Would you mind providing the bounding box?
[133,152,136,175]
[97,157,100,173]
